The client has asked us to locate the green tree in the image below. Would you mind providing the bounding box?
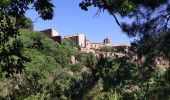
[1,29,78,99]
[0,0,54,76]
[18,16,34,30]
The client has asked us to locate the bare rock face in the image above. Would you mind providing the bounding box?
[70,56,77,64]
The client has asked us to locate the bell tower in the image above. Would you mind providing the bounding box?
[103,37,111,46]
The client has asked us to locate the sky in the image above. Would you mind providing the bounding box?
[26,0,133,45]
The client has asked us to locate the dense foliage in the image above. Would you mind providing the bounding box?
[0,29,84,99]
[0,0,54,76]
[0,0,170,99]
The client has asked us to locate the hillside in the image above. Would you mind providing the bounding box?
[0,29,88,99]
[0,29,169,100]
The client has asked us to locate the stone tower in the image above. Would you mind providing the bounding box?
[103,37,111,46]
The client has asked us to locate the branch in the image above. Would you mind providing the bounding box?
[164,15,170,30]
[33,16,40,23]
[110,11,122,28]
[102,0,122,28]
[93,9,101,17]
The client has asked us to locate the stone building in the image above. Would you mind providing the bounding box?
[41,30,129,58]
[64,34,86,48]
[85,37,111,50]
[65,34,123,57]
[40,29,61,44]
[103,37,111,46]
[64,34,112,50]
[89,42,104,49]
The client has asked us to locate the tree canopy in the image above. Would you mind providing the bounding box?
[80,0,170,37]
[0,0,54,76]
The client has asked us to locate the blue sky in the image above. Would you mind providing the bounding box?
[26,0,133,45]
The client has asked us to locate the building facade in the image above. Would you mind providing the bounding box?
[64,34,86,48]
[41,29,129,58]
[40,29,61,44]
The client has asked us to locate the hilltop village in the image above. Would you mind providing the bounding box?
[40,29,129,57]
[40,29,170,67]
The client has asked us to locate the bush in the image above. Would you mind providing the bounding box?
[70,63,84,73]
